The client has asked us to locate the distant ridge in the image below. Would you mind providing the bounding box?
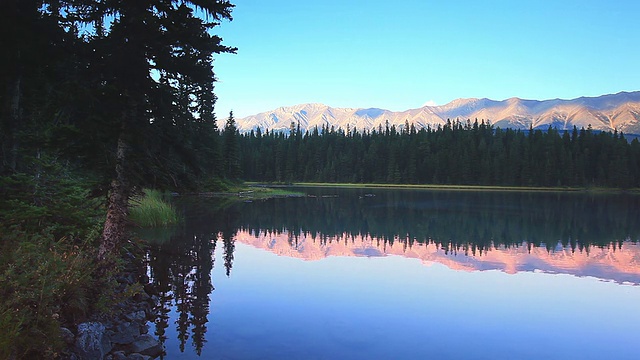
[235,91,640,135]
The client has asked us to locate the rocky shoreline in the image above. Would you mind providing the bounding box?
[60,251,162,360]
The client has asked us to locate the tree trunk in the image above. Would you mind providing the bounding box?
[98,130,130,262]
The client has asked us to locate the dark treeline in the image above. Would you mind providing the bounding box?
[2,0,238,192]
[237,120,640,188]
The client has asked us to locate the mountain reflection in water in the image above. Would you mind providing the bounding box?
[236,229,640,284]
[144,188,640,358]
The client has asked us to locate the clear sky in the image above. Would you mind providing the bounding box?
[212,0,640,119]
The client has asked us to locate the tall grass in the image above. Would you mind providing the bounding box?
[129,189,181,227]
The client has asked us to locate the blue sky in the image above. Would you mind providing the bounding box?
[212,0,640,118]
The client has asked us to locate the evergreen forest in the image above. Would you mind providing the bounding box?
[237,120,640,188]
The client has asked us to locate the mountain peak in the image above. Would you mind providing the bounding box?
[235,91,640,134]
[354,108,387,119]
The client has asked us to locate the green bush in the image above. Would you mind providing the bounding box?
[0,171,103,359]
[129,189,181,227]
[0,232,97,359]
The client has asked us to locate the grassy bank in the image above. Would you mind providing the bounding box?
[282,182,640,193]
[238,186,305,199]
[197,185,306,200]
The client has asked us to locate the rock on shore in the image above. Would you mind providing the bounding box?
[60,251,161,360]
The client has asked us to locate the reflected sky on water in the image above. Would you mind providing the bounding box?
[145,188,640,359]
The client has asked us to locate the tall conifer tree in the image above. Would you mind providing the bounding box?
[60,0,236,260]
[222,111,241,180]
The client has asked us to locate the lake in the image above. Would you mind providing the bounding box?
[143,187,640,359]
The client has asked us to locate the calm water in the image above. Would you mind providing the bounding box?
[143,188,640,359]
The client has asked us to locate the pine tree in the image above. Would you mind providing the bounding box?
[61,0,236,260]
[222,111,241,180]
[0,0,80,175]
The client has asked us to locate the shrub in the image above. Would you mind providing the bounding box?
[0,172,102,359]
[0,232,97,358]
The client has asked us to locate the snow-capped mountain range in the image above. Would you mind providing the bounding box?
[234,91,640,134]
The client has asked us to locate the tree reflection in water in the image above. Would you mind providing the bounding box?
[144,198,239,356]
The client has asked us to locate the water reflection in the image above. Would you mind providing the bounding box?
[144,188,640,357]
[236,229,640,284]
[237,188,640,251]
[145,199,238,356]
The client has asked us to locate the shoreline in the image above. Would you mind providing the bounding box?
[60,248,162,360]
[246,182,640,194]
